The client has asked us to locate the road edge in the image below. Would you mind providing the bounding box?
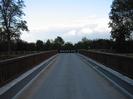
[0,54,58,99]
[78,53,133,99]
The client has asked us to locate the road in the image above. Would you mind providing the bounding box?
[14,53,129,99]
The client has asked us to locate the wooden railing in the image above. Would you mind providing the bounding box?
[0,50,57,86]
[79,49,133,79]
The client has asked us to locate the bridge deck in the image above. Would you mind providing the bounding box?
[13,53,129,99]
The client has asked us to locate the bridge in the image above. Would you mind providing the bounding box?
[0,51,133,99]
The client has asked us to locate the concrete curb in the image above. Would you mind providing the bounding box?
[78,54,133,99]
[0,54,58,99]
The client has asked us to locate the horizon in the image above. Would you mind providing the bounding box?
[21,0,113,43]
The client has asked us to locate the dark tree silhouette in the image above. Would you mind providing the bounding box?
[0,28,5,41]
[109,0,133,52]
[0,0,28,52]
[54,36,64,49]
[44,39,53,50]
[75,37,90,50]
[15,39,27,51]
[36,40,44,51]
[63,42,74,50]
[54,36,64,45]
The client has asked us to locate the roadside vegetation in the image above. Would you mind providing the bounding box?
[0,0,133,60]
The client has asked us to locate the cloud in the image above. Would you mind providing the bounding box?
[64,30,77,36]
[21,16,111,43]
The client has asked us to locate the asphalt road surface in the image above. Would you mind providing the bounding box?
[14,53,129,99]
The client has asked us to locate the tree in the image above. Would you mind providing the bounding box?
[15,39,28,51]
[54,36,64,49]
[0,28,4,41]
[54,36,64,46]
[74,37,90,50]
[44,39,52,50]
[36,40,44,51]
[63,42,74,50]
[0,0,28,52]
[109,0,133,52]
[81,37,88,42]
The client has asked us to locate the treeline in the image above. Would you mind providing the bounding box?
[109,0,133,53]
[1,36,133,53]
[75,38,133,53]
[0,36,67,51]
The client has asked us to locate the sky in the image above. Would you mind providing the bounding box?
[21,0,113,43]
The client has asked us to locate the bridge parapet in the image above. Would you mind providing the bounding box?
[79,49,133,79]
[0,50,57,86]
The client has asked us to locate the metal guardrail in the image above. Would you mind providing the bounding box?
[0,50,57,86]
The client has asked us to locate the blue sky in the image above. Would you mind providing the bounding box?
[22,0,113,43]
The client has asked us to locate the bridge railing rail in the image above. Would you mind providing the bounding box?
[79,49,133,79]
[0,50,57,86]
